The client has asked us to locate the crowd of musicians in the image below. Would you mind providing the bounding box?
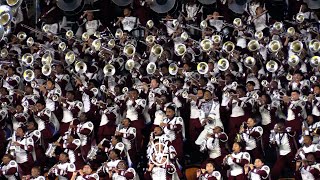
[0,0,320,179]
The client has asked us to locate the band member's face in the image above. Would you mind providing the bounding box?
[7,68,13,76]
[123,8,131,16]
[204,91,212,100]
[307,115,314,124]
[314,86,320,95]
[236,88,245,97]
[306,154,316,165]
[129,91,138,100]
[161,67,168,75]
[87,12,94,21]
[212,12,220,19]
[205,163,215,173]
[59,153,68,162]
[270,81,278,89]
[303,136,312,145]
[36,103,44,111]
[82,165,92,174]
[183,64,190,71]
[225,76,232,84]
[151,79,159,89]
[154,126,163,135]
[35,69,41,77]
[66,92,74,100]
[260,95,268,104]
[291,92,300,101]
[0,88,6,95]
[79,113,87,122]
[56,65,63,74]
[232,143,241,153]
[16,128,24,137]
[166,108,175,119]
[122,119,130,127]
[117,161,126,170]
[2,156,10,164]
[114,86,120,95]
[197,90,204,98]
[31,168,40,177]
[293,74,302,82]
[16,105,23,113]
[246,83,254,92]
[247,118,255,128]
[254,159,263,168]
[67,135,73,143]
[46,81,54,90]
[25,86,33,94]
[27,122,35,130]
[88,82,95,90]
[109,151,118,160]
[111,136,118,145]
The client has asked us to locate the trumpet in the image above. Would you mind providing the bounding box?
[310,76,317,83]
[91,97,108,106]
[261,80,269,87]
[122,87,128,94]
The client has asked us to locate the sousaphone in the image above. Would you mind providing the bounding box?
[111,0,133,6]
[197,0,216,5]
[149,0,176,13]
[57,0,82,12]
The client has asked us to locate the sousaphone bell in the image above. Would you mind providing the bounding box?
[65,51,76,65]
[0,5,12,26]
[103,64,116,76]
[169,63,179,75]
[125,59,135,71]
[247,40,260,52]
[290,40,303,54]
[310,56,320,68]
[244,56,256,68]
[21,53,34,66]
[222,41,235,54]
[151,44,163,57]
[288,55,300,67]
[42,64,52,76]
[174,43,187,56]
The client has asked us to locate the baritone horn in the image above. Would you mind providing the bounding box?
[310,56,320,68]
[288,55,300,67]
[125,59,135,71]
[103,64,116,76]
[222,41,235,54]
[151,44,163,57]
[146,62,157,75]
[212,34,222,44]
[290,40,303,54]
[266,60,278,72]
[21,53,34,66]
[42,64,52,76]
[217,58,229,71]
[309,39,320,53]
[197,62,209,74]
[23,69,35,82]
[244,56,256,68]
[200,39,213,52]
[81,32,89,42]
[254,31,263,40]
[0,5,12,26]
[287,27,295,36]
[65,51,76,65]
[75,61,87,74]
[247,40,260,52]
[123,44,136,57]
[115,29,123,39]
[174,43,187,56]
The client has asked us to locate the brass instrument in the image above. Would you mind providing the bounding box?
[26,37,34,47]
[309,39,320,53]
[233,18,242,28]
[122,87,128,94]
[244,56,256,68]
[0,5,12,26]
[146,62,157,75]
[115,29,123,39]
[103,64,116,76]
[310,76,317,83]
[168,63,179,75]
[151,44,163,57]
[211,34,222,44]
[174,43,187,56]
[247,40,260,52]
[65,51,76,65]
[145,35,155,45]
[125,59,135,71]
[288,55,300,67]
[261,80,269,87]
[254,31,263,40]
[296,13,305,23]
[42,64,52,76]
[197,62,209,74]
[222,41,235,54]
[92,39,101,51]
[65,30,74,40]
[286,73,293,81]
[21,53,34,66]
[17,31,27,41]
[272,22,283,32]
[75,61,87,74]
[58,42,66,52]
[23,69,35,82]
[45,137,62,158]
[123,44,136,57]
[82,32,89,42]
[290,40,303,54]
[266,60,278,72]
[287,27,295,36]
[235,122,247,142]
[217,58,229,71]
[310,56,320,68]
[200,38,213,52]
[268,40,281,53]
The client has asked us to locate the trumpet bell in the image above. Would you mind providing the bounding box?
[92,39,101,51]
[146,20,154,29]
[217,58,229,71]
[252,93,259,100]
[212,35,221,44]
[182,91,189,99]
[222,41,235,54]
[103,64,116,76]
[23,69,35,82]
[125,59,135,71]
[169,63,179,75]
[286,74,293,81]
[42,24,50,33]
[261,80,269,87]
[268,40,281,53]
[65,30,74,40]
[290,40,303,54]
[122,87,128,94]
[180,32,189,41]
[244,56,256,68]
[247,40,260,52]
[93,31,101,38]
[266,60,279,72]
[42,64,52,76]
[287,27,295,36]
[0,5,12,26]
[75,61,87,74]
[197,62,209,74]
[115,29,123,39]
[310,76,317,83]
[200,20,208,29]
[296,13,305,23]
[145,35,155,45]
[65,51,76,65]
[151,44,163,57]
[58,42,66,51]
[41,52,53,65]
[174,44,187,56]
[288,55,300,67]
[1,48,8,58]
[108,39,116,49]
[21,53,34,66]
[309,39,320,53]
[26,37,34,47]
[233,18,242,27]
[254,31,263,40]
[17,31,27,41]
[211,77,217,83]
[146,62,157,75]
[200,39,212,52]
[123,44,136,57]
[310,56,320,68]
[82,32,89,42]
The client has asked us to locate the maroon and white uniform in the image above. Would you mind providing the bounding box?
[55,73,71,92]
[248,165,270,180]
[162,116,184,160]
[111,168,136,180]
[0,160,19,180]
[118,126,137,166]
[76,121,94,157]
[188,98,203,146]
[298,163,320,180]
[98,104,119,142]
[14,136,35,175]
[28,175,46,180]
[296,144,320,160]
[33,108,58,141]
[21,94,39,112]
[259,103,277,146]
[26,129,45,166]
[198,171,221,180]
[285,99,306,133]
[78,85,97,113]
[12,111,29,130]
[224,152,251,178]
[63,138,84,170]
[75,173,99,180]
[60,100,83,135]
[49,162,76,180]
[43,85,62,111]
[3,74,20,95]
[310,96,320,120]
[241,126,263,159]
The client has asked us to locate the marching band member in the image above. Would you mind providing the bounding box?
[115,118,137,167]
[38,79,62,112]
[47,152,76,180]
[244,158,270,180]
[58,134,84,170]
[11,127,34,175]
[25,121,45,167]
[53,64,71,93]
[23,166,46,180]
[9,104,30,131]
[97,149,122,178]
[295,135,320,161]
[78,11,102,36]
[0,154,19,180]
[196,161,221,180]
[71,164,99,180]
[21,85,39,113]
[115,7,140,33]
[239,117,263,160]
[106,160,136,180]
[1,66,20,95]
[59,91,83,135]
[160,105,184,161]
[270,123,297,179]
[308,85,320,121]
[76,112,94,159]
[302,115,320,144]
[295,153,320,180]
[223,141,251,180]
